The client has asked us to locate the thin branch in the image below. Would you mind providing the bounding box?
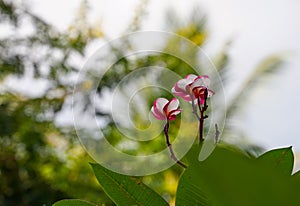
[164,121,187,168]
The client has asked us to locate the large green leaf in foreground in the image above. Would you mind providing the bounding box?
[91,163,169,206]
[176,146,300,206]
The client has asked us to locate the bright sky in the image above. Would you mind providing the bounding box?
[28,0,300,156]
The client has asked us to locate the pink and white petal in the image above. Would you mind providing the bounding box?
[171,87,176,93]
[176,79,191,90]
[168,109,181,120]
[190,79,201,89]
[173,82,185,93]
[200,75,209,79]
[165,98,179,112]
[172,90,182,96]
[195,75,210,86]
[151,106,166,120]
[173,90,189,100]
[185,74,198,82]
[173,89,193,101]
[154,98,168,113]
[195,75,209,80]
[181,94,192,102]
[169,109,181,116]
[194,76,210,86]
[201,76,210,87]
[153,111,166,120]
[208,89,215,97]
[153,104,165,119]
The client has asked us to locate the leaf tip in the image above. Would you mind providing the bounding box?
[89,162,99,172]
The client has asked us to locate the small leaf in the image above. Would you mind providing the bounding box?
[257,146,294,175]
[52,199,96,206]
[91,163,168,206]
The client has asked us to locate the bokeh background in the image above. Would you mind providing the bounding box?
[1,0,300,205]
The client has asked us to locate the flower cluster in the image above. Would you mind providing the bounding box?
[151,74,214,168]
[171,74,214,105]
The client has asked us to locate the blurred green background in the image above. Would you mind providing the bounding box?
[0,0,298,205]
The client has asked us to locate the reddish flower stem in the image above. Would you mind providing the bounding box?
[164,121,187,168]
[197,89,208,144]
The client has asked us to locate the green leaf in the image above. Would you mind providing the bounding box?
[257,146,294,175]
[91,163,169,206]
[52,199,96,206]
[176,146,300,206]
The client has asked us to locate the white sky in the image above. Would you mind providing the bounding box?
[28,0,300,155]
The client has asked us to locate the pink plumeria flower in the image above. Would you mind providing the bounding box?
[151,98,181,121]
[190,75,215,105]
[172,74,214,104]
[171,74,198,102]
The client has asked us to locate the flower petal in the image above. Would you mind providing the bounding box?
[154,98,168,113]
[184,74,198,82]
[194,75,210,87]
[171,86,176,93]
[181,94,192,102]
[169,109,181,116]
[208,89,215,97]
[191,78,205,90]
[165,98,179,112]
[151,106,166,120]
[168,109,181,121]
[175,79,190,91]
[172,90,190,100]
[172,83,184,94]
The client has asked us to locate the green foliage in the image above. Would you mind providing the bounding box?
[176,146,300,206]
[53,199,96,206]
[257,146,294,176]
[176,148,300,206]
[54,145,300,206]
[91,163,169,206]
[0,0,112,205]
